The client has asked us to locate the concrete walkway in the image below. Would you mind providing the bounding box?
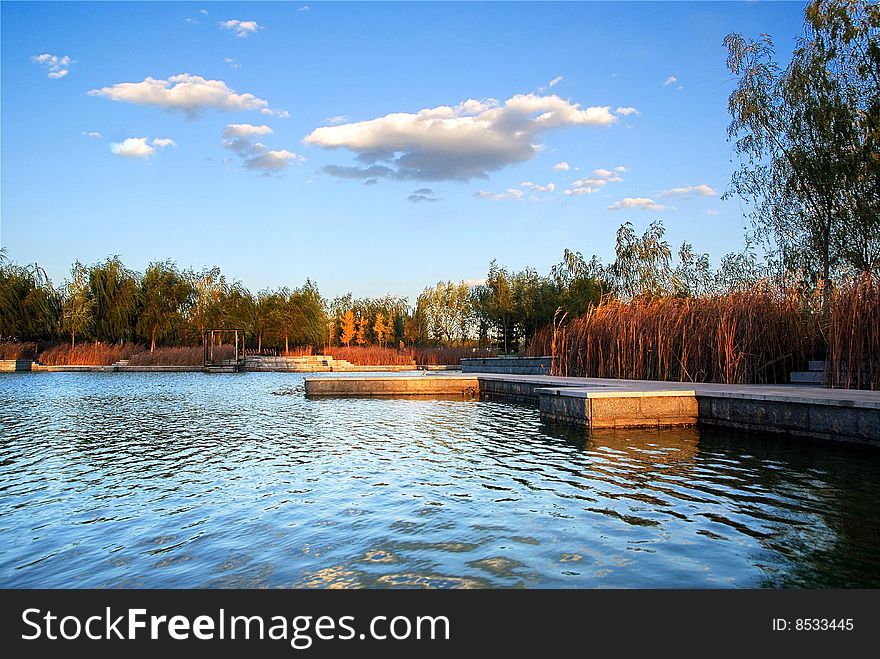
[304,372,880,446]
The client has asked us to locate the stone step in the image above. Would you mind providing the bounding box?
[790,371,824,385]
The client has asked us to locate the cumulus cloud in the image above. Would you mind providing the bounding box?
[222,123,301,174]
[224,57,241,69]
[563,166,626,197]
[304,93,621,182]
[662,76,677,87]
[564,186,597,197]
[520,181,556,193]
[608,197,669,212]
[475,189,525,201]
[261,108,290,119]
[151,138,177,148]
[659,183,717,198]
[32,53,72,78]
[88,74,284,118]
[408,188,441,203]
[615,106,639,116]
[199,9,208,15]
[110,137,155,159]
[220,19,262,38]
[81,131,102,139]
[298,5,310,11]
[553,161,570,172]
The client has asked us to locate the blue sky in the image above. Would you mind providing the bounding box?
[1,1,807,301]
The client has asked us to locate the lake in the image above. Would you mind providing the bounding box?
[1,371,878,588]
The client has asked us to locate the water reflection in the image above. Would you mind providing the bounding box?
[1,372,878,588]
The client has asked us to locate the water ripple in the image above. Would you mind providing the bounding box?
[1,372,879,588]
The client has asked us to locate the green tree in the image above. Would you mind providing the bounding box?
[88,256,140,343]
[725,0,880,284]
[0,251,60,341]
[137,260,192,351]
[61,261,94,348]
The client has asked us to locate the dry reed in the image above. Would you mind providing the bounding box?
[826,273,879,389]
[0,341,40,360]
[39,343,141,366]
[528,290,814,384]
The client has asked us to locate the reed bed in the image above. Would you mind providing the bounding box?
[321,347,416,365]
[39,343,141,366]
[0,341,40,360]
[527,291,814,384]
[412,346,497,365]
[127,346,235,366]
[826,273,880,389]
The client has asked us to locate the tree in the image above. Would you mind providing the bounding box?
[252,289,283,353]
[373,313,388,348]
[137,260,192,352]
[340,310,356,347]
[88,256,140,343]
[486,261,515,352]
[0,251,60,341]
[355,317,368,346]
[610,221,674,299]
[725,0,880,284]
[61,261,93,348]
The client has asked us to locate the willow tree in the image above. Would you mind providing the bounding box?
[137,260,192,352]
[725,0,880,285]
[61,261,94,348]
[86,257,140,343]
[0,251,60,341]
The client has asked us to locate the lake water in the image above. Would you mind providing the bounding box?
[1,371,878,588]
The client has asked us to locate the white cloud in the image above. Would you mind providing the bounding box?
[608,197,669,212]
[298,5,310,11]
[222,123,301,174]
[520,181,556,193]
[151,138,177,148]
[199,9,208,15]
[224,123,274,138]
[88,74,283,118]
[615,166,627,173]
[224,57,241,70]
[324,115,348,125]
[81,131,102,139]
[548,75,563,88]
[220,19,262,38]
[704,209,720,216]
[184,18,200,25]
[564,186,597,197]
[304,93,622,182]
[553,161,570,172]
[261,108,290,119]
[32,53,72,79]
[659,183,717,198]
[475,189,525,201]
[615,106,639,116]
[110,137,156,159]
[563,165,625,197]
[663,75,677,87]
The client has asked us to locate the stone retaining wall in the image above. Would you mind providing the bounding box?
[461,356,552,375]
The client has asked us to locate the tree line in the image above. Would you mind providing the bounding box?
[0,217,780,354]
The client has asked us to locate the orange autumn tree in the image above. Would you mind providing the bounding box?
[341,310,356,347]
